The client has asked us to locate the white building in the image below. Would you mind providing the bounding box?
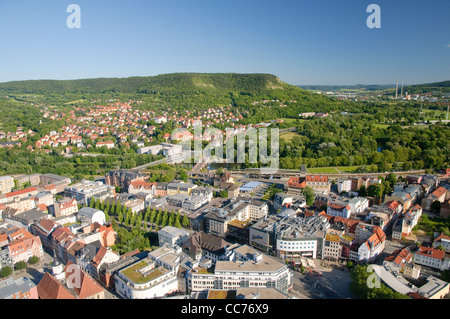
[337,180,352,193]
[77,207,106,226]
[414,246,450,271]
[348,197,369,214]
[158,226,190,247]
[433,233,450,252]
[137,145,163,155]
[349,223,386,263]
[327,201,351,219]
[274,213,329,260]
[114,255,178,299]
[64,180,115,206]
[0,176,14,194]
[187,244,292,294]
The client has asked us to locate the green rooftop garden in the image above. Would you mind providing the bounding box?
[121,260,167,284]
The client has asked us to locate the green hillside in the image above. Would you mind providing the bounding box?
[404,80,450,94]
[0,73,344,121]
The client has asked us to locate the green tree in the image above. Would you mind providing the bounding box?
[182,213,190,228]
[104,209,110,222]
[150,207,157,227]
[302,186,315,206]
[169,209,176,226]
[367,184,383,198]
[28,256,40,265]
[155,208,163,226]
[116,201,122,216]
[110,202,116,216]
[161,209,169,228]
[0,266,13,278]
[218,190,228,198]
[15,261,27,271]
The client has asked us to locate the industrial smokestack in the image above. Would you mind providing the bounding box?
[401,81,404,98]
[395,77,399,100]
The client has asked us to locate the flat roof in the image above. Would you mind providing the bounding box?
[372,265,413,295]
[239,181,262,191]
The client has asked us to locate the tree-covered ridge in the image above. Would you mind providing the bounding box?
[0,73,339,112]
[404,80,450,94]
[0,73,297,95]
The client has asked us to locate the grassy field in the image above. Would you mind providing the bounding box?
[307,166,360,174]
[280,118,306,124]
[308,167,340,174]
[280,131,302,141]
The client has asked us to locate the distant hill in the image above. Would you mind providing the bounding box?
[0,73,341,118]
[0,73,298,95]
[403,80,450,94]
[296,84,396,91]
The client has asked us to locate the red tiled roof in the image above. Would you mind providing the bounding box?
[5,187,37,198]
[37,273,76,299]
[64,261,104,299]
[287,176,306,189]
[434,233,450,243]
[431,187,447,199]
[306,175,328,183]
[417,246,444,260]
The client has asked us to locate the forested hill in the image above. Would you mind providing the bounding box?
[0,73,343,120]
[0,73,310,96]
[404,80,450,94]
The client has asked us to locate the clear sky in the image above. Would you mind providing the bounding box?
[0,0,449,85]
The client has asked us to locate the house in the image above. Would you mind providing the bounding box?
[349,223,386,263]
[89,246,120,281]
[433,233,450,252]
[95,141,115,149]
[52,197,78,218]
[128,180,156,196]
[31,219,59,251]
[105,169,147,191]
[422,187,447,210]
[413,246,449,271]
[64,261,106,299]
[286,175,330,195]
[50,226,77,264]
[5,229,43,264]
[182,231,231,261]
[327,201,351,219]
[391,205,422,241]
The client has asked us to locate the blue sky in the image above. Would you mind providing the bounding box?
[0,0,449,85]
